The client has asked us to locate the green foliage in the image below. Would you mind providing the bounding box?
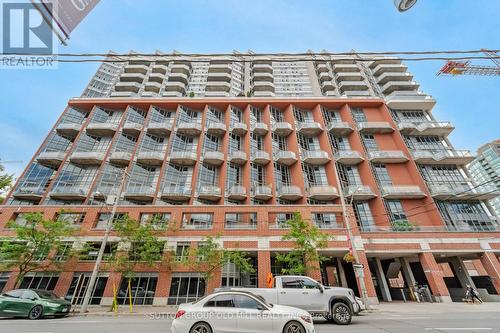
[275,212,330,275]
[0,212,75,288]
[0,163,13,204]
[186,236,255,281]
[245,90,254,97]
[188,91,195,98]
[391,219,417,232]
[107,215,164,279]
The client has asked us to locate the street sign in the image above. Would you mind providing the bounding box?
[353,263,364,269]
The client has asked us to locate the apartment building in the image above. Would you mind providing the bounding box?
[1,51,499,306]
[468,140,500,217]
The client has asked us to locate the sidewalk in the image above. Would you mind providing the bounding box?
[71,302,500,317]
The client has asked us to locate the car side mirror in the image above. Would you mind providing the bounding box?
[257,304,267,311]
[30,297,37,301]
[317,284,324,293]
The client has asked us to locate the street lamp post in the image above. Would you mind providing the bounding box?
[332,160,372,311]
[80,171,128,313]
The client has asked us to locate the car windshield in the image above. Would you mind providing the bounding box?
[35,290,59,300]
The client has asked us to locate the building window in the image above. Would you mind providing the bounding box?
[182,213,214,230]
[373,164,392,185]
[384,200,408,223]
[80,242,117,261]
[168,273,206,305]
[117,273,158,305]
[225,212,257,229]
[55,242,73,262]
[312,213,339,229]
[140,213,171,230]
[65,273,108,305]
[19,273,59,291]
[0,272,10,292]
[175,242,191,261]
[94,212,126,229]
[353,201,375,231]
[351,108,366,122]
[362,134,378,151]
[222,258,257,288]
[58,213,85,226]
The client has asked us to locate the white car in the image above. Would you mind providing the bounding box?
[171,290,315,333]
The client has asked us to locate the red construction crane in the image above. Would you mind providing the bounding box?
[437,50,500,76]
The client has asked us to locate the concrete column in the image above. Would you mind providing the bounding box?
[101,271,122,306]
[356,251,379,304]
[449,257,476,289]
[337,260,348,288]
[480,252,500,295]
[257,250,271,288]
[399,257,417,287]
[374,258,392,302]
[206,269,221,294]
[418,252,452,303]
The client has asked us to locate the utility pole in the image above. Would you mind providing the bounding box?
[332,160,372,310]
[80,171,128,313]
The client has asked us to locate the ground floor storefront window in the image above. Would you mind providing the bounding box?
[19,272,59,291]
[168,273,205,305]
[117,273,158,305]
[0,272,10,292]
[65,272,108,305]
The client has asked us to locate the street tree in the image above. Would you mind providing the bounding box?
[275,212,330,275]
[0,212,75,288]
[0,163,13,204]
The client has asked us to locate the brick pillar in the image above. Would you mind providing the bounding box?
[306,257,322,282]
[153,271,171,306]
[206,269,221,294]
[3,271,20,291]
[418,252,451,303]
[53,271,74,298]
[356,251,378,304]
[258,250,271,288]
[480,252,500,295]
[101,271,122,306]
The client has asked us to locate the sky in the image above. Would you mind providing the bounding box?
[0,0,499,180]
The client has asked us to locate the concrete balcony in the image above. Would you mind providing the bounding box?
[253,122,269,135]
[316,63,330,73]
[302,150,331,165]
[307,185,339,200]
[152,64,168,74]
[144,81,162,93]
[321,81,336,92]
[231,122,248,135]
[357,121,394,134]
[343,185,377,200]
[124,64,149,74]
[411,149,475,165]
[343,90,373,97]
[56,123,82,137]
[49,186,89,200]
[198,185,222,201]
[328,121,353,136]
[367,150,409,163]
[169,151,197,166]
[164,81,186,95]
[203,151,225,166]
[381,81,419,95]
[332,63,360,72]
[171,63,191,75]
[206,122,227,136]
[372,63,407,76]
[334,150,364,165]
[376,72,413,85]
[205,81,232,93]
[124,185,156,201]
[253,91,275,97]
[252,72,274,81]
[177,122,202,136]
[428,183,499,201]
[122,122,143,136]
[115,81,141,93]
[227,185,247,200]
[297,121,323,136]
[336,72,364,81]
[168,72,189,84]
[229,150,247,165]
[147,120,173,136]
[86,122,118,136]
[109,151,132,166]
[37,151,66,167]
[381,185,427,199]
[339,81,369,93]
[69,151,105,165]
[252,185,273,200]
[119,72,145,83]
[272,122,293,136]
[161,185,191,202]
[110,91,133,98]
[385,91,436,111]
[252,150,271,165]
[277,185,303,201]
[207,72,232,82]
[252,63,273,73]
[136,151,165,166]
[13,185,46,201]
[397,121,454,136]
[208,63,232,74]
[318,72,333,82]
[204,91,230,97]
[253,81,275,93]
[275,150,298,166]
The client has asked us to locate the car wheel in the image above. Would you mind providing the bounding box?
[283,321,305,333]
[332,303,352,325]
[28,305,43,320]
[189,322,212,333]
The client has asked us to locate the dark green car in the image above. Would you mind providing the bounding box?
[0,289,71,319]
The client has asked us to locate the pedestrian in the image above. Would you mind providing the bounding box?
[465,284,483,304]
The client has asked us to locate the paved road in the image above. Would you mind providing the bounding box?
[1,311,500,333]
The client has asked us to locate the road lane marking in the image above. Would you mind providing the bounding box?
[425,328,492,331]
